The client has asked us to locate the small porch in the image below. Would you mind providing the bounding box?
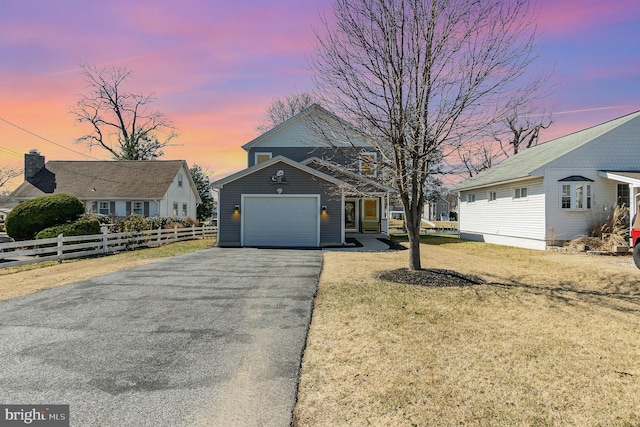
[343,193,391,235]
[599,171,640,243]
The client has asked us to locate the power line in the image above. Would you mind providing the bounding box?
[0,116,101,160]
[0,145,22,158]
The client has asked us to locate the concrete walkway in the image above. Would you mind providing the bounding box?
[323,233,392,252]
[0,248,321,426]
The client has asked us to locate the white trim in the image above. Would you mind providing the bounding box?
[254,152,272,165]
[240,194,321,247]
[344,198,360,232]
[212,156,346,189]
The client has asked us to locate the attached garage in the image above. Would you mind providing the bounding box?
[242,195,320,247]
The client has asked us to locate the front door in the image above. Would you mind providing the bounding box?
[345,200,358,231]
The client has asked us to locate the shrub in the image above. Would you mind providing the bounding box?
[35,219,101,240]
[5,194,84,240]
[123,214,150,232]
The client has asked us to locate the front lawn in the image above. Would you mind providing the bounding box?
[294,237,640,426]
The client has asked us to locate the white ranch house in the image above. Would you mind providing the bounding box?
[11,151,201,218]
[453,111,640,250]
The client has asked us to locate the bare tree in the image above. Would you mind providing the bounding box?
[312,0,550,270]
[256,91,318,133]
[0,166,21,196]
[71,64,177,160]
[496,108,553,157]
[455,107,552,177]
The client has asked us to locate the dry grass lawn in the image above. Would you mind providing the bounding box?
[0,239,216,302]
[294,236,640,426]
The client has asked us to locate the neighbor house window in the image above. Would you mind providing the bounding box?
[467,194,476,203]
[255,152,272,165]
[178,173,183,187]
[514,187,528,199]
[617,183,630,208]
[132,201,144,215]
[488,191,497,202]
[559,176,593,211]
[98,201,110,215]
[359,152,378,177]
[173,202,179,216]
[182,203,188,217]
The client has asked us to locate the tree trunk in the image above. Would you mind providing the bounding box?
[406,220,422,270]
[404,201,422,270]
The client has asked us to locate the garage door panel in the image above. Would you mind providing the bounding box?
[243,196,319,247]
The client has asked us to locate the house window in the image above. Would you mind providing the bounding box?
[560,183,592,210]
[617,184,630,208]
[255,152,272,165]
[467,194,476,203]
[178,173,183,187]
[173,202,179,216]
[132,201,144,215]
[488,191,497,202]
[561,184,571,209]
[559,176,593,211]
[514,187,528,199]
[359,152,377,177]
[98,201,110,215]
[182,203,188,217]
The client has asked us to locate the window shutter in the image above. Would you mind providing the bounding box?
[110,202,116,215]
[126,202,131,215]
[144,202,150,216]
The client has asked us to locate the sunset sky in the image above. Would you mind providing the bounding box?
[1,0,639,189]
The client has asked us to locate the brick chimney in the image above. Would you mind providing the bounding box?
[25,149,45,183]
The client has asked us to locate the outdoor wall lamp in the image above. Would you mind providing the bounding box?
[321,206,327,214]
[234,205,240,214]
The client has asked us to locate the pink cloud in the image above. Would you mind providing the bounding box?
[535,0,640,35]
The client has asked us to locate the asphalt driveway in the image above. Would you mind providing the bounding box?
[0,248,322,426]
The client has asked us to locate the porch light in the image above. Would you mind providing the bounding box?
[234,205,240,214]
[321,205,327,214]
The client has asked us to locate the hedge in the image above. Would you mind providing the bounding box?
[35,218,101,240]
[5,194,85,240]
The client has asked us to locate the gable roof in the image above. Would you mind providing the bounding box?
[241,104,374,151]
[211,155,347,189]
[453,110,640,191]
[11,160,200,202]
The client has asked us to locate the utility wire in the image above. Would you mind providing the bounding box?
[0,145,22,157]
[0,116,101,160]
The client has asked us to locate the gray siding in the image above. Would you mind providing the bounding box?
[248,146,367,168]
[218,162,342,247]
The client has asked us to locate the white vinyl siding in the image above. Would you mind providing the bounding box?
[459,178,546,249]
[545,169,618,243]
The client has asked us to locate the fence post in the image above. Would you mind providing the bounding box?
[102,228,108,254]
[157,226,162,244]
[174,224,178,241]
[57,233,64,262]
[192,225,196,239]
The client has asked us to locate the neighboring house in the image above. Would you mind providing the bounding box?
[10,150,201,218]
[427,197,451,221]
[212,104,394,247]
[453,110,640,250]
[0,197,18,222]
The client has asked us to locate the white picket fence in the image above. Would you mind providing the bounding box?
[0,225,217,269]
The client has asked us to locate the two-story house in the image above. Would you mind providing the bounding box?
[212,104,394,247]
[10,150,201,218]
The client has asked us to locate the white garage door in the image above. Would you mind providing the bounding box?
[242,196,319,247]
